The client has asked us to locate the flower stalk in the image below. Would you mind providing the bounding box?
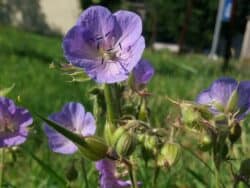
[104,84,120,126]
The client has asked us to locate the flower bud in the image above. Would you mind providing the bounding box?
[115,132,137,157]
[181,104,202,132]
[144,135,158,154]
[111,126,127,147]
[198,133,212,151]
[79,136,108,161]
[239,159,250,178]
[229,123,241,144]
[225,89,238,113]
[157,143,181,169]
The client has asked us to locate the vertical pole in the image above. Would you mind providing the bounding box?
[209,0,225,58]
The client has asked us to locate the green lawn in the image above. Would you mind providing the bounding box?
[0,26,249,187]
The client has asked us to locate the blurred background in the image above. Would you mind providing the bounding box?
[1,0,250,187]
[1,0,250,60]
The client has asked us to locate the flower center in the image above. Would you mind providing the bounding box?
[0,118,16,134]
[99,48,117,62]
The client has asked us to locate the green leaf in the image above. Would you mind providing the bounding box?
[22,147,67,186]
[186,167,207,186]
[37,114,87,147]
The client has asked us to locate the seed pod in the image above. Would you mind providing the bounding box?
[79,136,108,161]
[115,132,137,157]
[229,123,242,144]
[157,142,181,169]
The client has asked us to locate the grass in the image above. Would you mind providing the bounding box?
[0,26,250,187]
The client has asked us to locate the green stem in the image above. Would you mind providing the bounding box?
[81,158,89,188]
[124,158,138,188]
[103,84,120,125]
[152,163,160,187]
[0,149,4,188]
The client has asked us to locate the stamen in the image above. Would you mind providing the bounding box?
[96,36,103,41]
[119,43,122,50]
[106,48,113,52]
[101,58,104,64]
[105,31,111,37]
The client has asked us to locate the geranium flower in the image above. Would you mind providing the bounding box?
[96,159,136,188]
[63,6,145,83]
[196,77,250,120]
[133,59,154,85]
[44,102,96,154]
[0,97,33,147]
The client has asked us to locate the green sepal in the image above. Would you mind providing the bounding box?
[225,89,238,113]
[0,84,15,96]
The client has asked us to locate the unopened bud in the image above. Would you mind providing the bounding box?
[144,135,158,154]
[79,136,108,161]
[111,126,127,147]
[115,132,137,157]
[198,133,212,151]
[157,143,181,169]
[181,104,202,132]
[229,123,241,144]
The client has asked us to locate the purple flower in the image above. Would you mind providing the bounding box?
[63,6,145,84]
[196,77,250,120]
[133,59,154,85]
[0,97,33,147]
[44,102,96,154]
[96,159,137,188]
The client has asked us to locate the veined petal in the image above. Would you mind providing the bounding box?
[133,59,154,84]
[44,125,78,154]
[63,26,99,63]
[196,89,212,105]
[114,10,142,48]
[76,6,117,40]
[209,77,238,106]
[44,102,96,154]
[119,36,145,72]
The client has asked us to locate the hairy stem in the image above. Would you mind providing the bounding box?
[103,84,120,125]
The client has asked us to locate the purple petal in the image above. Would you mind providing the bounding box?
[114,10,142,48]
[236,81,250,119]
[0,97,33,148]
[133,59,154,84]
[63,26,99,63]
[196,89,212,105]
[44,102,96,154]
[44,126,78,154]
[118,36,145,74]
[76,6,118,40]
[209,77,238,106]
[96,159,140,188]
